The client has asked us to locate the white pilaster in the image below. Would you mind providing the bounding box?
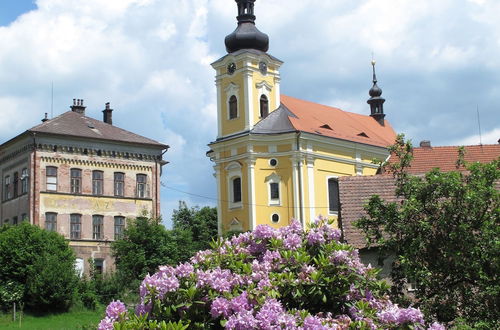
[243,63,254,130]
[246,157,256,230]
[214,165,223,236]
[307,157,315,224]
[216,79,222,139]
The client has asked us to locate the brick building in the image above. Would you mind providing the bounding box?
[0,100,168,274]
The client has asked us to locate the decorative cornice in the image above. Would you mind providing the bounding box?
[40,156,153,171]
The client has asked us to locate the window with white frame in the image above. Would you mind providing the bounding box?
[46,166,57,191]
[265,173,281,205]
[4,175,10,200]
[229,95,238,119]
[114,216,125,240]
[328,177,340,214]
[45,212,57,232]
[260,94,269,118]
[92,170,103,195]
[70,214,81,239]
[225,83,240,120]
[232,177,242,203]
[70,168,82,194]
[136,174,147,198]
[225,162,243,209]
[93,215,104,240]
[114,172,125,197]
[21,168,28,194]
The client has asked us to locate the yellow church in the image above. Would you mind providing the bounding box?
[207,0,396,234]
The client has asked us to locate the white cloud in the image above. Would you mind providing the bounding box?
[453,127,500,146]
[1,0,500,222]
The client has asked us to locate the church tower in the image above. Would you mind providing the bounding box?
[211,0,282,139]
[208,1,396,235]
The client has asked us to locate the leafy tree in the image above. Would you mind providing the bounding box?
[0,222,78,312]
[112,216,193,286]
[355,135,500,326]
[172,201,218,252]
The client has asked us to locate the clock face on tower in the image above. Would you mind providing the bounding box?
[227,62,236,75]
[259,61,267,75]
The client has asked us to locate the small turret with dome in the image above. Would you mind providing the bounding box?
[367,60,386,124]
[225,0,269,53]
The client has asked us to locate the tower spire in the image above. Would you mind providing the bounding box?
[224,0,269,53]
[367,60,385,123]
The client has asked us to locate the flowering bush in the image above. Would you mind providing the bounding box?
[100,218,444,329]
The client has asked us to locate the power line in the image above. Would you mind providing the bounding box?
[161,182,330,210]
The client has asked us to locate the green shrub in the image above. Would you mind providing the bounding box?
[0,222,78,312]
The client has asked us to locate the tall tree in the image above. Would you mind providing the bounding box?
[172,201,218,252]
[355,135,500,326]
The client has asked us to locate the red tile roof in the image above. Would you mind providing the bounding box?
[338,175,398,249]
[281,95,397,148]
[389,144,500,174]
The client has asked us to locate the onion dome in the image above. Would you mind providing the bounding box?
[367,60,386,123]
[225,0,269,53]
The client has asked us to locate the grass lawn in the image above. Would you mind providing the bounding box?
[0,307,104,329]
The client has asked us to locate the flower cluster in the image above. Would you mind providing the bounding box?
[100,217,444,329]
[98,300,126,330]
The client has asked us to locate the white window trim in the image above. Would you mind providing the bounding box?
[225,83,240,120]
[256,81,272,119]
[326,175,339,216]
[226,162,243,209]
[265,173,281,206]
[270,212,281,224]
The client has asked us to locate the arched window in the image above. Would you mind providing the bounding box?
[260,94,269,118]
[229,95,238,119]
[70,168,82,194]
[92,170,103,195]
[232,177,241,203]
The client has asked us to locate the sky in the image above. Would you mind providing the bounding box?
[1,0,499,226]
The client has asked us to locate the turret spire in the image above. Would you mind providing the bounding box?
[367,60,385,123]
[224,0,269,53]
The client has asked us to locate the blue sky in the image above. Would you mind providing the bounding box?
[1,0,499,225]
[0,1,36,26]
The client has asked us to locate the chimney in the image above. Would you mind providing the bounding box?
[70,99,86,114]
[419,140,431,148]
[41,113,49,122]
[102,102,113,125]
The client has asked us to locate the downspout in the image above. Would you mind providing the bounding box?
[296,132,304,227]
[31,132,37,225]
[156,147,169,218]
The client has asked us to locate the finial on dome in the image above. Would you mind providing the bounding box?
[367,59,385,124]
[224,0,269,53]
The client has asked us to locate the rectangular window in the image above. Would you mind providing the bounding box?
[233,177,242,203]
[328,178,340,213]
[21,168,28,194]
[45,212,57,232]
[21,213,28,222]
[13,172,19,198]
[93,258,104,274]
[114,216,125,240]
[70,169,82,194]
[136,174,147,198]
[270,182,279,200]
[114,172,124,197]
[93,215,103,240]
[4,175,10,200]
[46,166,57,191]
[70,214,81,239]
[12,216,18,225]
[92,171,103,195]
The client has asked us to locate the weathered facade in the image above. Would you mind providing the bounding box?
[0,100,168,274]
